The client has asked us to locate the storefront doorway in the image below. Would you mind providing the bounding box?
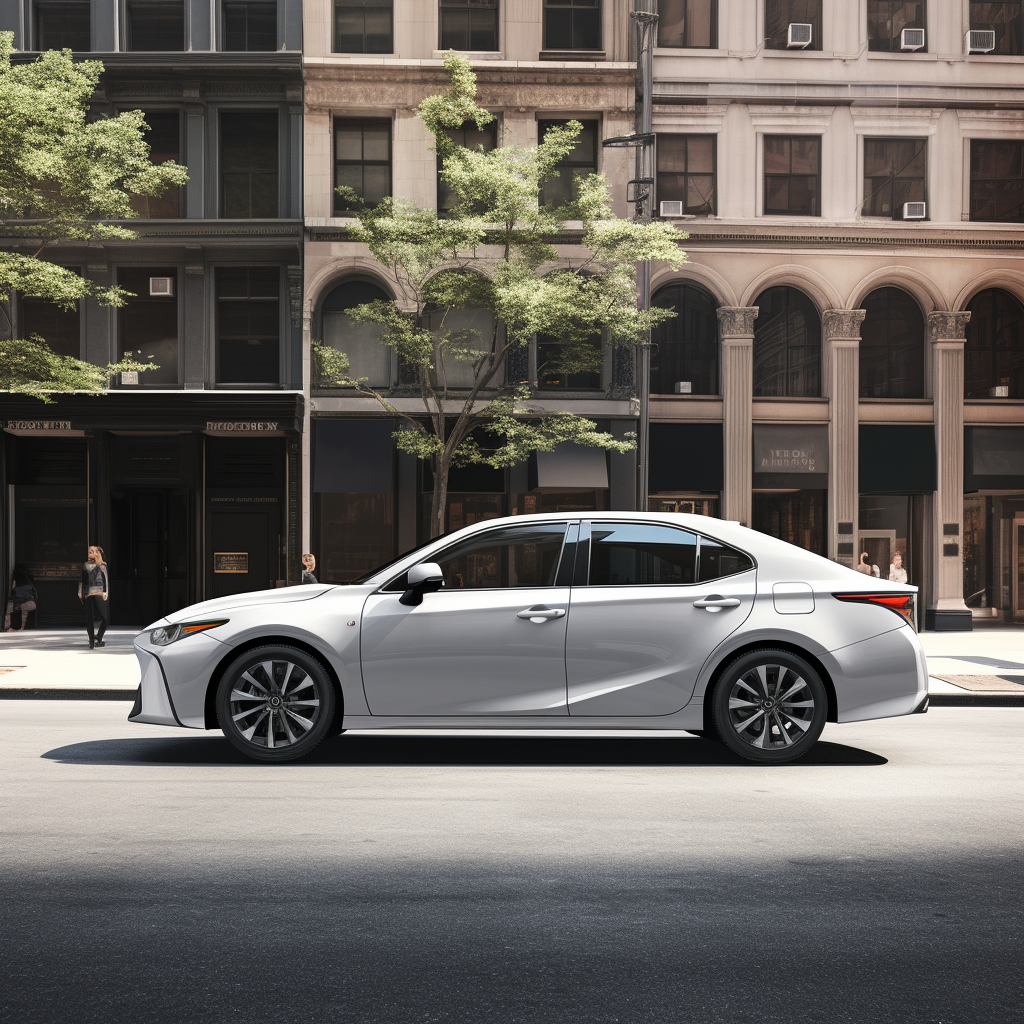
[1014,517,1024,622]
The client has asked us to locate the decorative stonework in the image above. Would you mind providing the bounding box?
[287,267,304,328]
[824,308,865,340]
[927,311,971,342]
[717,306,758,338]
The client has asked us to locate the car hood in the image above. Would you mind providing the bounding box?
[144,585,338,630]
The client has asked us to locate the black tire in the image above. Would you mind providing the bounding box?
[216,645,336,763]
[710,648,827,765]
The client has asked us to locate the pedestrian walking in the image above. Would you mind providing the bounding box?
[78,545,109,649]
[300,553,318,584]
[4,563,38,632]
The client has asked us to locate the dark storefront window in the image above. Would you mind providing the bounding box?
[543,0,601,51]
[764,136,820,216]
[334,119,391,214]
[317,494,395,582]
[118,267,179,385]
[334,0,393,52]
[538,119,598,207]
[964,288,1024,398]
[656,134,716,216]
[859,494,925,607]
[20,292,81,359]
[438,120,498,215]
[765,0,821,50]
[859,287,925,398]
[862,138,927,218]
[129,111,181,218]
[970,140,1024,223]
[970,2,1023,55]
[35,2,91,49]
[657,0,717,48]
[867,2,926,52]
[964,495,1024,621]
[753,490,826,555]
[223,1,278,51]
[753,287,821,397]
[221,112,279,218]
[651,281,719,395]
[648,423,722,516]
[439,0,498,51]
[318,279,392,388]
[216,268,280,384]
[125,2,186,50]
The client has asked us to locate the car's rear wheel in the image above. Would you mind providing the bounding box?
[711,648,827,765]
[216,645,336,763]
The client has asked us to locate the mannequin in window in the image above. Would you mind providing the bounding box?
[856,551,873,575]
[888,550,907,584]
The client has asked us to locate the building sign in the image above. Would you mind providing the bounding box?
[5,420,73,431]
[206,421,280,432]
[753,425,829,475]
[214,552,249,574]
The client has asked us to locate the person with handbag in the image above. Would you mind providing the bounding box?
[4,564,38,631]
[78,545,109,649]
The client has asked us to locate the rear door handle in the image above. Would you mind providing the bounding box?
[517,606,566,622]
[693,596,741,612]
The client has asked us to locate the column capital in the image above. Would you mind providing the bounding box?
[717,306,758,339]
[823,308,865,341]
[927,311,971,343]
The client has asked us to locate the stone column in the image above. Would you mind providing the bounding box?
[927,311,972,631]
[718,307,758,527]
[301,299,313,554]
[823,309,865,567]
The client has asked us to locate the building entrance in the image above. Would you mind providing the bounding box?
[110,490,191,626]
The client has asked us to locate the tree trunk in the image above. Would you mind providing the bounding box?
[429,452,450,539]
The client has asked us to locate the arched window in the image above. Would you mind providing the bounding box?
[752,287,821,397]
[320,279,392,387]
[425,305,497,389]
[965,289,1024,399]
[859,287,925,399]
[650,281,719,395]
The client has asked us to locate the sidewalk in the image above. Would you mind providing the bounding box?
[2,626,1023,704]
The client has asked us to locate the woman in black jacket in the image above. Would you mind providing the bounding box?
[78,546,109,648]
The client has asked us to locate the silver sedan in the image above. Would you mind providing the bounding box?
[130,512,929,764]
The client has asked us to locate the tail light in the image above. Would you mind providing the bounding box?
[833,592,917,630]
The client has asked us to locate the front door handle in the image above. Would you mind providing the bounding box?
[693,595,741,612]
[517,606,566,622]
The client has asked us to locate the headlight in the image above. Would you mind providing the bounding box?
[149,620,229,646]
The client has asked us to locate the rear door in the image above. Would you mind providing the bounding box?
[565,521,756,716]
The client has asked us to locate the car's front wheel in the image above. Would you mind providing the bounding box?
[711,648,827,765]
[216,645,336,763]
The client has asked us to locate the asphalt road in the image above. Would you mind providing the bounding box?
[2,703,1021,1024]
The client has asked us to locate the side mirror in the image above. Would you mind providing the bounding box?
[399,562,445,606]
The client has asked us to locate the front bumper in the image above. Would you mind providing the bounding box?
[128,647,181,727]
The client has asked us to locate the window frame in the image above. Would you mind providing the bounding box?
[866,1,927,53]
[861,136,928,219]
[220,109,281,219]
[655,132,717,216]
[542,0,602,53]
[123,0,187,52]
[858,287,926,400]
[537,118,599,207]
[969,138,1024,223]
[438,0,499,52]
[656,0,718,49]
[128,109,183,219]
[969,1,1024,57]
[221,0,279,52]
[762,134,821,217]
[764,0,822,51]
[333,0,394,53]
[34,1,92,51]
[116,266,182,387]
[437,118,499,215]
[333,117,393,215]
[214,266,282,386]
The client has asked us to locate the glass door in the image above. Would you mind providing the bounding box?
[1014,518,1024,622]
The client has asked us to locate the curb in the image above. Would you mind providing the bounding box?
[0,688,137,700]
[927,694,1024,708]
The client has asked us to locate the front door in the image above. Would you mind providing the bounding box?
[566,521,755,717]
[360,522,572,716]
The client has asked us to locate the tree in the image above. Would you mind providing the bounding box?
[315,53,686,538]
[0,32,189,399]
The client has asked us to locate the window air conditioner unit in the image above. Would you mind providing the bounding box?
[902,202,927,219]
[787,23,813,48]
[674,381,692,394]
[900,28,925,50]
[149,276,174,297]
[967,30,996,53]
[120,371,139,385]
[660,200,684,217]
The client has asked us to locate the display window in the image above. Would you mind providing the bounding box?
[316,493,395,583]
[752,489,826,556]
[963,495,1024,622]
[648,492,720,517]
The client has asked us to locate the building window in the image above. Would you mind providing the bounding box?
[439,0,498,51]
[650,281,719,395]
[118,268,179,386]
[538,119,598,206]
[859,288,925,399]
[763,135,820,216]
[20,292,81,359]
[223,1,278,51]
[129,112,181,218]
[424,305,497,389]
[765,0,822,50]
[867,2,926,52]
[656,134,715,215]
[970,2,1023,56]
[438,120,498,215]
[753,490,826,555]
[125,2,186,51]
[543,0,601,52]
[964,288,1024,399]
[221,111,279,218]
[334,120,391,214]
[35,2,91,50]
[862,137,927,218]
[216,268,280,385]
[657,0,717,48]
[334,0,393,52]
[319,280,392,388]
[970,140,1024,222]
[752,286,821,397]
[537,334,603,391]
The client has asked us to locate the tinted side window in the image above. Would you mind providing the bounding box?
[434,524,569,590]
[698,537,753,582]
[588,523,697,585]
